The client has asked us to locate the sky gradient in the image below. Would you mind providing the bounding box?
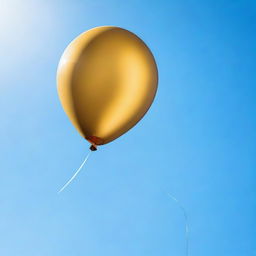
[0,0,255,255]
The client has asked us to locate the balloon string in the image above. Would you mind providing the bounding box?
[58,151,91,193]
[167,193,189,256]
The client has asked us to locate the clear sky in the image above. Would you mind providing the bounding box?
[0,0,255,255]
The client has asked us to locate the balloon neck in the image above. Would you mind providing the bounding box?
[86,136,103,151]
[90,145,97,151]
[86,135,103,145]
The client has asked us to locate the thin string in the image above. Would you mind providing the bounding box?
[167,193,189,256]
[58,151,91,194]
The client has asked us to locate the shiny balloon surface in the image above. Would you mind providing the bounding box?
[57,26,158,146]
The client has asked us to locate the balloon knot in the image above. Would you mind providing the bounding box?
[90,145,97,151]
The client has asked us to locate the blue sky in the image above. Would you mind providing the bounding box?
[0,0,255,255]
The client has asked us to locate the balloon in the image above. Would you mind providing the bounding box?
[57,26,158,150]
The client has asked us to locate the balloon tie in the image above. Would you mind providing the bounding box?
[167,193,189,256]
[58,151,91,194]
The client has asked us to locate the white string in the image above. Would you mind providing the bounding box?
[58,151,91,194]
[167,193,189,256]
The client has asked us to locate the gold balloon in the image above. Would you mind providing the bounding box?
[57,26,158,150]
